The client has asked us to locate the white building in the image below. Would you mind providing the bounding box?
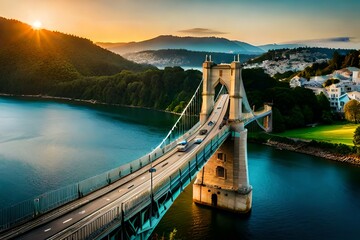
[326,84,360,111]
[347,91,360,101]
[289,66,360,112]
[352,70,360,84]
[289,76,307,88]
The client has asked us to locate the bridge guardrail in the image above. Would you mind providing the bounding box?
[122,127,230,223]
[56,127,230,240]
[0,121,202,232]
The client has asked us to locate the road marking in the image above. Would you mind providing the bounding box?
[44,228,51,232]
[63,218,72,224]
[78,210,86,214]
[118,189,122,192]
[141,176,145,180]
[106,198,110,201]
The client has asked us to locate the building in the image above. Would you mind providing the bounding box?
[289,67,360,112]
[289,76,307,88]
[352,69,360,84]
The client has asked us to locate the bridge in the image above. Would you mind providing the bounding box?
[0,56,272,240]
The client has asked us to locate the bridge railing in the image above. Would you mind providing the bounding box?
[123,126,230,221]
[0,83,204,232]
[55,126,231,240]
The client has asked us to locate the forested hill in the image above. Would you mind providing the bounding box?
[0,17,151,94]
[297,50,360,79]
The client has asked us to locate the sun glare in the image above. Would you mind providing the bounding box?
[32,20,42,30]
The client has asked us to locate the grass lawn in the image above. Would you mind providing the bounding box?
[275,123,359,146]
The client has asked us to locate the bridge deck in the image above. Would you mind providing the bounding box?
[3,95,230,240]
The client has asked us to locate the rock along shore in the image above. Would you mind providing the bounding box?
[265,139,360,166]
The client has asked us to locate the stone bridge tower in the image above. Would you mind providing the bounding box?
[193,55,252,213]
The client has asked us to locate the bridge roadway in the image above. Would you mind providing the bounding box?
[9,94,230,240]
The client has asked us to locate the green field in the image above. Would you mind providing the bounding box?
[275,123,359,146]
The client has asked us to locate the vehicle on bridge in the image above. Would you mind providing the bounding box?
[177,140,189,152]
[199,129,208,135]
[194,137,204,144]
[208,120,215,126]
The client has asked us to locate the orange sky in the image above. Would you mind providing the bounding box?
[0,0,359,47]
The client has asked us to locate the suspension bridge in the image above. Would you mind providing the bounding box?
[0,56,272,240]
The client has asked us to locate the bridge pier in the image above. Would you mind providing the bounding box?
[193,122,252,213]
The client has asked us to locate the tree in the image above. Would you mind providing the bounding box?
[353,126,360,146]
[344,100,360,123]
[272,107,286,132]
[317,92,331,111]
[323,78,340,87]
[353,126,360,154]
[287,106,305,129]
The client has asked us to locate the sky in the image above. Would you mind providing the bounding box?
[0,0,359,47]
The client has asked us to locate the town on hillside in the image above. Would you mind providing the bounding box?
[246,48,360,113]
[289,67,360,112]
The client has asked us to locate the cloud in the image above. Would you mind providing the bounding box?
[284,36,360,49]
[178,28,227,36]
[285,36,356,44]
[306,37,353,43]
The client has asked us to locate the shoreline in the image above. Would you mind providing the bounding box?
[0,93,182,116]
[264,139,360,166]
[2,93,359,166]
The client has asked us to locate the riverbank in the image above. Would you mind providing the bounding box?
[0,93,182,115]
[250,133,360,166]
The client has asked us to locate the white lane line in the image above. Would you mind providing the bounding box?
[141,176,145,180]
[44,228,51,232]
[63,218,73,224]
[118,189,122,192]
[79,210,86,214]
[106,198,110,201]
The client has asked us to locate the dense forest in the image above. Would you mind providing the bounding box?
[0,17,342,128]
[0,17,204,112]
[51,67,202,112]
[0,17,152,94]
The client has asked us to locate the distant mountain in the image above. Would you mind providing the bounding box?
[97,35,265,55]
[233,40,267,53]
[0,17,150,94]
[124,49,258,67]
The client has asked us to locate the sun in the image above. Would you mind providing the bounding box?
[32,20,42,30]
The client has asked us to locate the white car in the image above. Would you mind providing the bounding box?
[177,140,188,152]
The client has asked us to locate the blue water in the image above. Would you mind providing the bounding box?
[155,144,360,239]
[0,97,176,208]
[1,96,360,239]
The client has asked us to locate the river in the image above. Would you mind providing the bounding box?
[1,97,360,239]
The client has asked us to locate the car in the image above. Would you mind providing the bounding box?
[194,138,203,144]
[208,121,215,126]
[177,140,188,152]
[199,129,208,135]
[177,140,187,145]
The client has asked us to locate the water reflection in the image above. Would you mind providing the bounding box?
[155,144,360,239]
[0,97,175,208]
